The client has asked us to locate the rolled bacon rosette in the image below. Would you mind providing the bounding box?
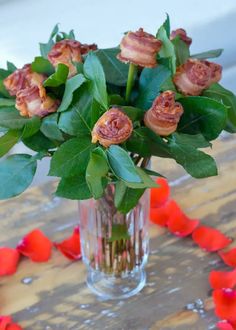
[3,64,45,96]
[16,85,59,118]
[117,28,162,68]
[170,28,192,46]
[91,108,133,148]
[173,59,222,96]
[144,91,184,136]
[48,39,97,77]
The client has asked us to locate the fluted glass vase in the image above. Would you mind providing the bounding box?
[78,185,149,299]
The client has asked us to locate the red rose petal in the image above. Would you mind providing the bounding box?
[213,288,236,320]
[54,226,82,261]
[209,269,236,289]
[6,324,22,330]
[219,248,236,268]
[0,248,20,276]
[0,316,12,330]
[17,229,52,262]
[150,177,170,208]
[150,199,181,227]
[192,226,232,252]
[217,321,236,330]
[167,207,199,237]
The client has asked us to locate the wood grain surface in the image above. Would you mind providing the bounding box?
[0,133,236,330]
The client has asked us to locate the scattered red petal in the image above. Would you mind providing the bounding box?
[167,207,199,237]
[150,199,182,227]
[219,248,236,268]
[0,316,12,330]
[6,324,22,330]
[213,289,236,320]
[0,248,20,276]
[54,226,82,261]
[209,269,236,289]
[192,226,232,252]
[17,229,52,262]
[217,321,236,330]
[150,178,170,208]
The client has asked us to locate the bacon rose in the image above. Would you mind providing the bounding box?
[48,39,97,77]
[144,91,183,136]
[3,64,45,96]
[117,28,162,68]
[91,108,133,148]
[170,28,192,46]
[16,85,59,118]
[173,58,222,96]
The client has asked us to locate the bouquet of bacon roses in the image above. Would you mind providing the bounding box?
[0,15,235,213]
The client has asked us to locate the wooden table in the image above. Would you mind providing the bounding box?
[1,134,236,330]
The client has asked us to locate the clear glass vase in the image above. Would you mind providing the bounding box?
[78,185,149,300]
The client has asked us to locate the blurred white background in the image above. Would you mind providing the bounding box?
[1,0,236,184]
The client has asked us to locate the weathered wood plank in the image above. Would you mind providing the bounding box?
[0,134,236,329]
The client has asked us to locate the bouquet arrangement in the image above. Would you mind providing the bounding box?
[0,15,235,215]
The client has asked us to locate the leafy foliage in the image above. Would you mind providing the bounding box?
[0,18,234,210]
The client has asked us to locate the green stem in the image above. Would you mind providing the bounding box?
[125,63,137,103]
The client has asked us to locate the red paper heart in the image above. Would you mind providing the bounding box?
[150,199,180,226]
[217,321,236,330]
[213,289,236,320]
[219,248,236,268]
[54,226,82,261]
[6,324,22,330]
[17,229,52,262]
[0,248,20,276]
[209,269,236,290]
[167,206,199,237]
[0,316,12,330]
[150,177,170,208]
[192,226,232,252]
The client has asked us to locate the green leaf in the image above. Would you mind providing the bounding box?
[58,74,86,112]
[172,37,190,66]
[0,80,12,98]
[135,65,171,110]
[22,131,57,152]
[86,147,109,199]
[0,130,20,157]
[0,107,41,131]
[163,13,171,37]
[39,24,59,58]
[0,154,37,199]
[108,223,130,242]
[203,83,236,133]
[49,136,94,178]
[156,26,176,74]
[84,53,108,109]
[125,167,158,189]
[120,106,144,122]
[0,98,15,107]
[21,116,41,139]
[167,133,218,178]
[43,64,69,87]
[108,94,125,106]
[107,145,142,183]
[127,127,217,178]
[191,48,223,60]
[55,174,92,200]
[127,127,171,158]
[41,113,64,141]
[7,61,17,73]
[58,85,101,136]
[178,96,227,140]
[94,48,129,86]
[114,181,145,214]
[144,168,164,177]
[31,56,54,75]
